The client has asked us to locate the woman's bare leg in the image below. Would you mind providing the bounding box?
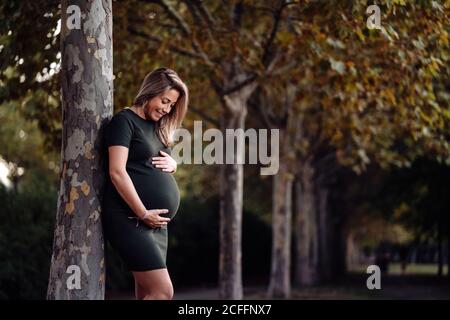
[132,268,174,300]
[133,274,147,300]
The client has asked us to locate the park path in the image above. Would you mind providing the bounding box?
[106,274,450,300]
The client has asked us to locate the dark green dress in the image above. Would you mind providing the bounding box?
[102,108,180,271]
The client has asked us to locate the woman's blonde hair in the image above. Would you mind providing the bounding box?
[133,67,188,147]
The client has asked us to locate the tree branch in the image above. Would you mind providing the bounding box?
[189,104,219,127]
[137,0,216,67]
[182,0,204,26]
[159,0,215,67]
[127,26,205,61]
[222,73,258,96]
[195,0,216,26]
[158,0,191,36]
[262,0,286,68]
[261,1,298,73]
[183,0,219,49]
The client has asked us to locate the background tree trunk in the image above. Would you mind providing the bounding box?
[218,81,256,300]
[437,223,443,277]
[263,83,298,298]
[317,185,331,281]
[447,234,450,280]
[294,161,320,286]
[47,0,113,300]
[219,118,244,300]
[267,158,293,298]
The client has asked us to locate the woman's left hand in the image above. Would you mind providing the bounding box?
[152,150,177,173]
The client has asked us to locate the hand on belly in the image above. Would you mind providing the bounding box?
[151,150,177,173]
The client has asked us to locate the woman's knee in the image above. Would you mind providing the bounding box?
[143,282,173,300]
[133,269,173,299]
[164,283,174,299]
[150,286,173,300]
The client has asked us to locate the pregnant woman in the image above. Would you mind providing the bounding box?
[102,68,188,300]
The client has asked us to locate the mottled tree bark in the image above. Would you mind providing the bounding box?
[47,0,113,300]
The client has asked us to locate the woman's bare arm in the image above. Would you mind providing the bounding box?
[108,145,147,218]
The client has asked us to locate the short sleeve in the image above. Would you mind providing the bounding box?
[162,145,172,156]
[105,114,133,148]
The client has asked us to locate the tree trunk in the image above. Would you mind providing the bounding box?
[437,223,443,277]
[346,232,356,270]
[293,161,320,286]
[317,185,331,280]
[332,211,347,278]
[218,81,256,300]
[47,0,113,300]
[267,156,293,298]
[219,135,244,300]
[447,234,450,280]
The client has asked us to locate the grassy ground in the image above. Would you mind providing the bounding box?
[105,263,450,300]
[351,263,449,275]
[243,273,450,300]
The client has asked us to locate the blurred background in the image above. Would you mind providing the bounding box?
[0,0,449,299]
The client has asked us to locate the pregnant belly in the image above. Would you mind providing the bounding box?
[129,169,180,220]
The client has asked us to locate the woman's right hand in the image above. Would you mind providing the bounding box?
[141,209,171,228]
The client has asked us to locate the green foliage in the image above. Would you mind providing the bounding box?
[0,0,61,152]
[337,156,450,249]
[0,171,56,299]
[0,101,60,179]
[0,99,60,299]
[379,158,450,242]
[262,0,450,173]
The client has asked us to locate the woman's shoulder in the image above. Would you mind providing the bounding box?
[115,107,132,118]
[118,107,156,127]
[110,108,135,123]
[107,108,135,130]
[104,109,135,148]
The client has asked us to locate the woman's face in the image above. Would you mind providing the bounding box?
[144,88,180,121]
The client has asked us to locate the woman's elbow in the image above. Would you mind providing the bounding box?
[109,168,127,182]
